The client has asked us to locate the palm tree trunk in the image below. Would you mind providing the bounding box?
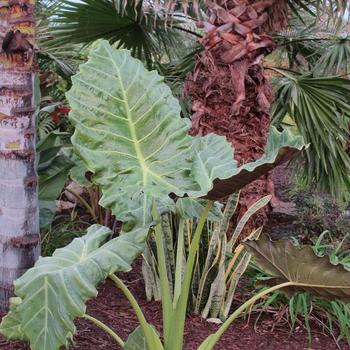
[0,0,39,311]
[185,0,288,234]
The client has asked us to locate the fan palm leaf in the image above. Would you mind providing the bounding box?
[315,37,350,75]
[122,1,349,17]
[48,0,198,68]
[273,12,350,74]
[272,70,350,199]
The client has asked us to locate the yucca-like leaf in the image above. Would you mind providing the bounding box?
[67,41,305,228]
[227,195,271,251]
[0,224,148,350]
[197,195,269,319]
[245,237,350,301]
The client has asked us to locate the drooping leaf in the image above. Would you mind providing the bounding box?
[245,237,350,302]
[39,155,73,201]
[204,128,305,200]
[0,224,148,350]
[67,41,305,228]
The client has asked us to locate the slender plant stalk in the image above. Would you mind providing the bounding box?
[197,282,294,350]
[109,274,164,350]
[83,313,125,348]
[97,187,103,224]
[87,187,100,222]
[170,201,213,350]
[104,208,112,227]
[173,218,185,307]
[65,187,98,222]
[152,202,174,343]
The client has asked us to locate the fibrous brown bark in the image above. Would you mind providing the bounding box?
[0,0,39,311]
[185,0,288,234]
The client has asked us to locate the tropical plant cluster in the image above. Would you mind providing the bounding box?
[1,1,350,350]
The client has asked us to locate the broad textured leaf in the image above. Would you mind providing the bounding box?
[37,131,74,227]
[0,298,26,341]
[67,41,305,228]
[124,326,150,350]
[69,154,92,187]
[0,224,148,350]
[38,200,56,228]
[175,198,223,222]
[245,238,350,302]
[67,41,234,226]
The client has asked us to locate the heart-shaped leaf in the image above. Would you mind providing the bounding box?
[245,237,350,302]
[67,41,305,228]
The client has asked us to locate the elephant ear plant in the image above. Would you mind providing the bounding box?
[1,41,345,350]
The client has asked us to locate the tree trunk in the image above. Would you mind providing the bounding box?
[184,0,288,235]
[0,0,39,311]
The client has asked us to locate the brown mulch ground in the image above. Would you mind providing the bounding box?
[1,262,349,350]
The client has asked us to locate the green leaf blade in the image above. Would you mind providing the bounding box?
[68,41,305,228]
[0,224,148,350]
[245,238,350,302]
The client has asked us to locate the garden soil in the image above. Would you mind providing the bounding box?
[1,260,348,350]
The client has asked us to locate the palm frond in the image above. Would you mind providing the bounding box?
[273,20,321,69]
[157,44,202,117]
[273,9,350,71]
[271,70,350,200]
[123,0,349,17]
[315,37,350,75]
[48,0,198,68]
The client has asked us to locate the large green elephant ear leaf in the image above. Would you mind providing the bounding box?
[0,224,148,350]
[67,40,305,227]
[67,40,235,226]
[244,238,350,302]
